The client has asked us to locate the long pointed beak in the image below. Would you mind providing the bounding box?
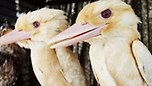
[48,23,107,48]
[0,29,33,45]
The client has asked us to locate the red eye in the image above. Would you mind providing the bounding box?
[101,9,112,18]
[33,21,40,28]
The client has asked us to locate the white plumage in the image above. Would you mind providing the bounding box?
[48,0,152,86]
[0,8,86,86]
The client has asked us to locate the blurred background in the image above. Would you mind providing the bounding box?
[0,0,151,86]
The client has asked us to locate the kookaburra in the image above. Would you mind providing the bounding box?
[48,0,152,86]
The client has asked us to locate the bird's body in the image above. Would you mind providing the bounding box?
[29,42,70,86]
[89,37,145,86]
[48,0,152,86]
[55,47,86,85]
[87,20,147,86]
[30,42,86,86]
[0,8,86,86]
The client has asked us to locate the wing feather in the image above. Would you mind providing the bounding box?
[132,40,152,85]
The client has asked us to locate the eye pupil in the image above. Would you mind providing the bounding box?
[101,9,112,18]
[33,21,40,28]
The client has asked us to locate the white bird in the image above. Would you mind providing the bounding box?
[48,0,152,86]
[0,8,86,86]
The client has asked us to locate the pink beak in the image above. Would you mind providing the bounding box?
[48,23,106,48]
[0,29,33,45]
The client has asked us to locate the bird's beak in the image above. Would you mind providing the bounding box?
[48,23,107,48]
[0,29,33,45]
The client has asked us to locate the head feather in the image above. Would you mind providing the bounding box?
[15,8,67,31]
[15,8,68,48]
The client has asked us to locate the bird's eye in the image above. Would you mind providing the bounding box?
[101,9,112,18]
[33,21,40,28]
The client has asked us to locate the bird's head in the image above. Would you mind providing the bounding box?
[48,0,140,48]
[0,8,68,48]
